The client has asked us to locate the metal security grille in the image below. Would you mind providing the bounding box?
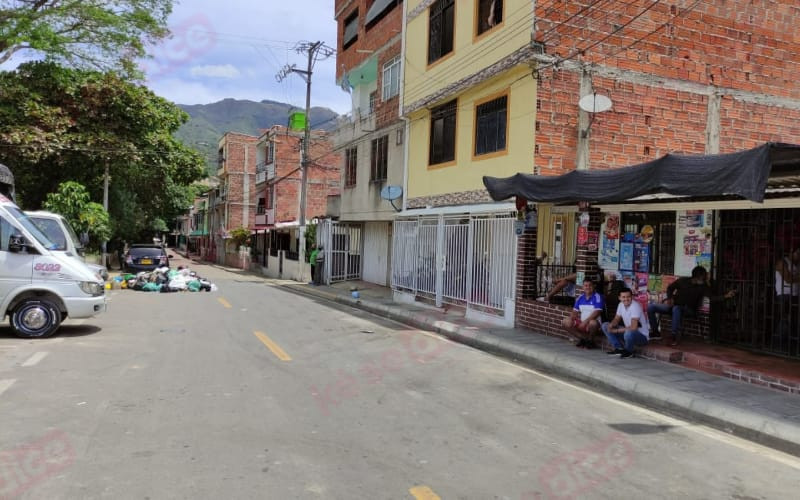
[716,208,800,359]
[391,220,418,291]
[391,213,516,316]
[469,217,516,311]
[416,219,438,296]
[319,220,363,284]
[442,217,469,303]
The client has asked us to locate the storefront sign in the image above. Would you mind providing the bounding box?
[675,209,713,276]
[599,213,620,270]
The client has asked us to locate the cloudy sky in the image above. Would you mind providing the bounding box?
[143,0,351,113]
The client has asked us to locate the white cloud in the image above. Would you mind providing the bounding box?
[189,64,241,79]
[140,0,352,113]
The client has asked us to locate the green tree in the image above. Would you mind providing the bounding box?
[42,181,111,248]
[0,62,205,242]
[229,227,250,248]
[0,0,172,77]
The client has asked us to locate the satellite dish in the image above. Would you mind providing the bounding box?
[578,93,613,113]
[380,185,403,201]
[380,185,403,212]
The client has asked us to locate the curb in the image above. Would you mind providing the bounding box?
[281,282,800,457]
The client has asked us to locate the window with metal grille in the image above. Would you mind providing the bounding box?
[620,211,676,274]
[382,56,401,100]
[343,10,359,49]
[475,94,507,156]
[476,0,503,35]
[266,140,274,164]
[429,99,457,165]
[371,135,388,182]
[428,0,454,64]
[344,147,358,187]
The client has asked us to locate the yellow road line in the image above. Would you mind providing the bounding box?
[217,297,232,309]
[254,332,292,361]
[409,486,440,500]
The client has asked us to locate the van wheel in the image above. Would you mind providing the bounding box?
[10,299,62,338]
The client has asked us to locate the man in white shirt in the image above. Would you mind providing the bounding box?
[601,288,649,358]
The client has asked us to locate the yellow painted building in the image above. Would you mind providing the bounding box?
[401,0,537,208]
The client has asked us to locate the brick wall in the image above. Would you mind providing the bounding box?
[533,0,800,175]
[515,225,571,337]
[270,127,341,224]
[335,0,403,81]
[535,1,800,99]
[375,39,401,128]
[220,133,257,230]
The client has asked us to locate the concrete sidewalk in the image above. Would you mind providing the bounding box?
[275,279,800,457]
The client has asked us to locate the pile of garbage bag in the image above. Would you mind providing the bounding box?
[112,266,217,293]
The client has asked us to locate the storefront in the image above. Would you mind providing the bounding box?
[484,143,800,359]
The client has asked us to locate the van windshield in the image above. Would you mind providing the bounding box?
[29,217,68,251]
[5,206,59,250]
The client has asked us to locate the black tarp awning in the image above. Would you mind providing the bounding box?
[483,143,800,204]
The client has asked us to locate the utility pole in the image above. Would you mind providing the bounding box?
[102,161,109,268]
[276,41,334,280]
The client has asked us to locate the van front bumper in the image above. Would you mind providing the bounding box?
[63,295,107,319]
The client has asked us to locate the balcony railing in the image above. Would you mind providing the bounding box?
[255,208,274,226]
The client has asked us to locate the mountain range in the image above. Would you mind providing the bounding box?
[174,98,340,175]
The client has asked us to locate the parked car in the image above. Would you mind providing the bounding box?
[123,244,172,273]
[26,210,109,281]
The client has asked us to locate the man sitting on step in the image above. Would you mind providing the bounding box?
[602,288,650,358]
[561,277,604,349]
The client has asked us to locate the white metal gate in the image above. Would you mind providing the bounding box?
[362,222,390,286]
[319,219,363,284]
[391,213,517,316]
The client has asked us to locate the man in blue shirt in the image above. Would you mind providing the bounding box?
[561,278,605,348]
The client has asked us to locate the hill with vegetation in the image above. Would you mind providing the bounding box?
[174,98,339,175]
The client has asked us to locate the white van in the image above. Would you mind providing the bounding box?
[26,210,109,281]
[0,195,106,338]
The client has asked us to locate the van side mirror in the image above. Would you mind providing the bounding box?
[9,233,28,253]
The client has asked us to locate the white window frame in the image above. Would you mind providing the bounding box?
[382,56,401,100]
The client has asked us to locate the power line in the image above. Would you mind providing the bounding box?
[536,0,664,73]
[536,0,616,43]
[594,0,703,65]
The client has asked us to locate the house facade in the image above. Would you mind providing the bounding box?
[505,0,800,360]
[329,0,405,286]
[251,125,340,280]
[393,0,538,325]
[210,132,258,268]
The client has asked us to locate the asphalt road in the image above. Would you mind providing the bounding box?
[1,258,799,499]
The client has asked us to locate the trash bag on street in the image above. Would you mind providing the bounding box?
[142,282,160,292]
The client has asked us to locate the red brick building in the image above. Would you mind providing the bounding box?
[509,0,800,359]
[210,132,258,267]
[251,125,340,274]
